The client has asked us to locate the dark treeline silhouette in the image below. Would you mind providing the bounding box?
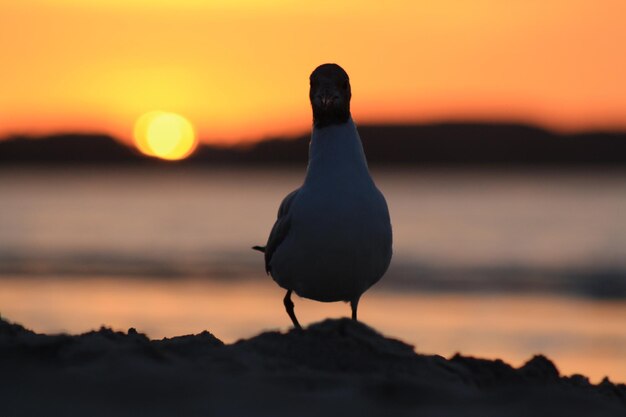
[0,134,139,163]
[1,123,626,167]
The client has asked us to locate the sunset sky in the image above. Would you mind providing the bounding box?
[1,0,625,146]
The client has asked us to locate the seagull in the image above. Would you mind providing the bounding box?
[253,63,392,329]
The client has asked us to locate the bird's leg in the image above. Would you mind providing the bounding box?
[350,297,360,321]
[283,290,302,329]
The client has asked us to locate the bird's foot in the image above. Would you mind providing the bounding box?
[283,290,302,329]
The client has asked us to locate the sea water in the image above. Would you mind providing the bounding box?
[0,166,625,382]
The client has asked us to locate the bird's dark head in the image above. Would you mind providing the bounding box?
[309,63,351,128]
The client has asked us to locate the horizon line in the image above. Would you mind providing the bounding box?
[3,119,626,149]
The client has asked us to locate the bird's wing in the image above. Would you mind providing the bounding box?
[264,188,299,274]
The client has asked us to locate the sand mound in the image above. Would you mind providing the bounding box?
[1,317,624,416]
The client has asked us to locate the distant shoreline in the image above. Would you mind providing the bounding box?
[2,122,626,166]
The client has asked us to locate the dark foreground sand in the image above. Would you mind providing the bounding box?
[1,317,624,417]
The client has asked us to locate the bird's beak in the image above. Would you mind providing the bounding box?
[320,94,333,108]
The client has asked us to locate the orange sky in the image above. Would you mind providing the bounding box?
[1,0,625,145]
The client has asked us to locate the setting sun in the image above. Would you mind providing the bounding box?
[133,111,197,160]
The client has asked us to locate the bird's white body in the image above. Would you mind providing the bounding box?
[269,119,392,303]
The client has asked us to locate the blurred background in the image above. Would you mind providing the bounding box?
[1,0,625,382]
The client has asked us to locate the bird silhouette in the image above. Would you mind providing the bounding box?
[253,63,392,328]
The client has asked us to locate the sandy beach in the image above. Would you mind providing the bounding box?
[1,316,624,417]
